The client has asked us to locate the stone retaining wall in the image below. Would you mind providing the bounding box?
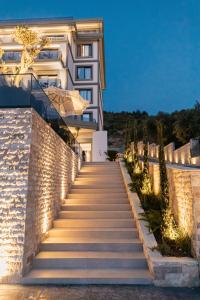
[0,108,80,283]
[120,161,200,287]
[134,140,200,166]
[148,162,200,258]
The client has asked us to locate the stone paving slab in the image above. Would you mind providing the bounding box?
[0,285,199,300]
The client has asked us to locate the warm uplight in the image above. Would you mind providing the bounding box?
[141,175,152,195]
[153,166,160,195]
[0,246,9,279]
[0,260,8,279]
[71,154,76,182]
[163,208,179,241]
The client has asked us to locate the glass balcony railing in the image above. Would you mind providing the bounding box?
[0,73,81,155]
[67,115,96,123]
[38,78,61,89]
[2,50,62,62]
[37,50,61,60]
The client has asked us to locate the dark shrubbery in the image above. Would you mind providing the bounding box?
[129,169,192,257]
[105,150,118,161]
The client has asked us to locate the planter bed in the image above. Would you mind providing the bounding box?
[119,161,199,287]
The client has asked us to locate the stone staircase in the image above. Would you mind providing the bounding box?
[23,162,152,284]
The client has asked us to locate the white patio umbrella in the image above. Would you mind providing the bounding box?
[44,86,89,117]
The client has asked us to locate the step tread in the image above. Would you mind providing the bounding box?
[55,218,133,221]
[23,269,152,280]
[61,204,130,208]
[42,237,141,244]
[49,227,136,232]
[35,251,146,259]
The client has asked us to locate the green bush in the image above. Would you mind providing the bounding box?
[105,150,118,161]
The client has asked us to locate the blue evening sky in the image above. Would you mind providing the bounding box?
[0,0,200,114]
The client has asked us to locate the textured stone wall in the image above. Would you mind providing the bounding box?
[136,140,200,166]
[121,161,199,287]
[0,108,32,282]
[0,108,80,282]
[148,161,200,257]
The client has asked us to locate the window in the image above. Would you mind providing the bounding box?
[38,75,61,88]
[82,113,92,122]
[37,49,60,60]
[77,44,92,57]
[78,89,92,103]
[3,51,21,61]
[76,66,92,80]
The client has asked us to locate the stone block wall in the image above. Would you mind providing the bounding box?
[135,140,200,166]
[0,108,80,282]
[0,108,32,283]
[148,161,200,258]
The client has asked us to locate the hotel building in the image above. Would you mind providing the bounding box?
[0,17,107,161]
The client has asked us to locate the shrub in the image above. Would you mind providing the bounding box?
[105,150,118,161]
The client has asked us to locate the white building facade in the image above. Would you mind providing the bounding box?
[0,17,107,161]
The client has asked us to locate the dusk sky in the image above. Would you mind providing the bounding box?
[0,0,200,114]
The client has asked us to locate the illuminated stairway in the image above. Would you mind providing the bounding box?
[23,162,152,284]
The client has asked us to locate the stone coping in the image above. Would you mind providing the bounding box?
[119,161,200,287]
[141,158,200,172]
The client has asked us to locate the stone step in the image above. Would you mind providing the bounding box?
[58,211,132,219]
[22,269,153,285]
[40,238,143,252]
[71,185,125,190]
[81,164,119,168]
[32,251,148,269]
[61,203,131,211]
[77,174,122,179]
[83,162,117,166]
[79,170,121,175]
[53,219,135,228]
[64,198,129,204]
[70,189,127,194]
[48,228,138,238]
[67,194,128,200]
[81,165,120,171]
[74,178,124,186]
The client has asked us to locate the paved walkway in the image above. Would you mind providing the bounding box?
[0,285,199,300]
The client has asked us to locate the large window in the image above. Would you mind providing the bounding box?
[76,66,92,80]
[3,51,21,61]
[77,44,92,57]
[37,49,60,60]
[78,89,93,103]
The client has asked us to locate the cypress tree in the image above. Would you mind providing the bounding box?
[157,121,169,207]
[140,123,152,195]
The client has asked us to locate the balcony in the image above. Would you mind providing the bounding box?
[2,50,63,69]
[66,115,97,130]
[38,78,61,89]
[34,50,63,70]
[0,73,80,153]
[36,50,61,60]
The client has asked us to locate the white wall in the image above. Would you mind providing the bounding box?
[92,131,107,162]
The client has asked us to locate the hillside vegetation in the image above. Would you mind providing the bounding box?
[104,102,200,150]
